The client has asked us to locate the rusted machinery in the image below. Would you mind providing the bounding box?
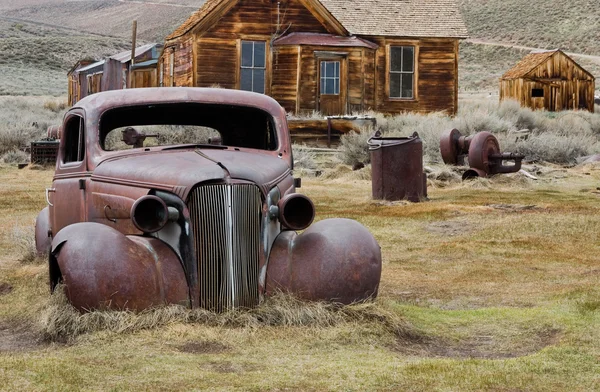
[369,131,427,202]
[440,129,524,179]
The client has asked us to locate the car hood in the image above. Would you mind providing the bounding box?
[92,149,291,198]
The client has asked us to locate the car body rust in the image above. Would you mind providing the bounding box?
[35,87,382,311]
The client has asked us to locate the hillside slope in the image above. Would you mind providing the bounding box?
[1,0,599,95]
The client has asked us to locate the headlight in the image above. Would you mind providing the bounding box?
[131,195,169,233]
[277,194,315,231]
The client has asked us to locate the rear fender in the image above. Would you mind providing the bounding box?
[266,218,382,304]
[51,222,189,311]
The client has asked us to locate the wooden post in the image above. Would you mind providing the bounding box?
[129,20,137,89]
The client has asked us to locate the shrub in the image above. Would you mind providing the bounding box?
[43,99,68,113]
[11,225,39,264]
[2,149,29,164]
[292,144,317,170]
[338,127,372,167]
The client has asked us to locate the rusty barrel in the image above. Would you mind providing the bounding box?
[369,132,426,202]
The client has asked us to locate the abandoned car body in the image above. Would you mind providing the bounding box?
[35,88,382,311]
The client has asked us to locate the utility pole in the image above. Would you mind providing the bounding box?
[129,20,137,89]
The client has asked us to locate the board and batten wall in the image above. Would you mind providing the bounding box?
[160,0,460,115]
[500,52,595,112]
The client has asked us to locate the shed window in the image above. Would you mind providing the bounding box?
[240,41,266,94]
[159,61,164,87]
[63,115,85,163]
[532,88,544,98]
[320,61,340,95]
[389,46,415,99]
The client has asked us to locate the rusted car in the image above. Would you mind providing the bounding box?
[35,88,382,312]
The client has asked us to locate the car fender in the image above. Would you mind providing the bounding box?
[35,207,51,256]
[51,222,189,311]
[266,218,382,304]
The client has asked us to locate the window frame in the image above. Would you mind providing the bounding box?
[239,40,268,94]
[386,44,418,101]
[61,113,86,167]
[319,60,341,96]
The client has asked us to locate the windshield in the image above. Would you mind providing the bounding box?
[99,103,278,151]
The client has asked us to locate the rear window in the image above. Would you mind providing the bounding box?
[99,103,278,151]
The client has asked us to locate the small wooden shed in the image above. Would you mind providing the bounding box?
[160,0,468,116]
[500,50,595,112]
[68,43,163,105]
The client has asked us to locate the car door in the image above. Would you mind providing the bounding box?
[48,110,88,235]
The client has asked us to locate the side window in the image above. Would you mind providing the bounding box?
[159,61,164,87]
[240,41,266,94]
[169,51,175,87]
[63,116,85,164]
[389,46,415,99]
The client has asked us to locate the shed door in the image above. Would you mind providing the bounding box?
[318,59,347,115]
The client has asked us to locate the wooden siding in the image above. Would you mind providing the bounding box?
[132,69,157,88]
[272,46,300,113]
[297,45,373,114]
[371,37,458,115]
[203,0,332,39]
[500,51,595,112]
[195,38,238,89]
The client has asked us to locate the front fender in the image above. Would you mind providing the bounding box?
[266,218,382,304]
[35,207,51,256]
[51,222,189,311]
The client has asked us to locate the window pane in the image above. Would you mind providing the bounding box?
[241,68,253,91]
[335,62,340,78]
[390,47,403,72]
[403,47,414,72]
[241,42,253,67]
[321,61,325,76]
[326,62,335,77]
[325,79,334,95]
[321,77,325,94]
[334,78,339,95]
[254,42,266,68]
[253,69,265,94]
[401,74,414,98]
[390,73,401,98]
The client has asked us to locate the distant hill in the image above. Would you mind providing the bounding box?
[1,0,599,96]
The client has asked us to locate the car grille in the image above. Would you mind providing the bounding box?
[188,184,262,311]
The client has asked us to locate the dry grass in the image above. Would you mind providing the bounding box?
[40,288,415,343]
[0,165,599,390]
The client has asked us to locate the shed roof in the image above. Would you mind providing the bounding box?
[273,32,378,49]
[166,0,468,41]
[501,50,559,80]
[110,43,160,63]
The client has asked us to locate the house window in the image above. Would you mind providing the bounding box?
[320,61,340,95]
[389,46,415,99]
[63,115,85,163]
[532,88,544,97]
[240,41,266,94]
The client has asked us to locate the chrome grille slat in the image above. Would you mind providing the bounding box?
[188,184,261,311]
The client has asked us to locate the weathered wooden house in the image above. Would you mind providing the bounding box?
[500,50,595,112]
[68,43,163,105]
[160,0,468,115]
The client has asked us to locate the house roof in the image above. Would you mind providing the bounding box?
[318,0,468,38]
[166,0,468,41]
[273,32,378,49]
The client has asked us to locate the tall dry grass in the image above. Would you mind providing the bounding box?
[339,99,600,167]
[40,288,418,343]
[0,96,67,157]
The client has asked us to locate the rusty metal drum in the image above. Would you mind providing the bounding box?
[369,131,426,202]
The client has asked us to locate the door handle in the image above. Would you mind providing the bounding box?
[45,188,56,207]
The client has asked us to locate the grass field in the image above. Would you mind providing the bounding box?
[0,163,599,391]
